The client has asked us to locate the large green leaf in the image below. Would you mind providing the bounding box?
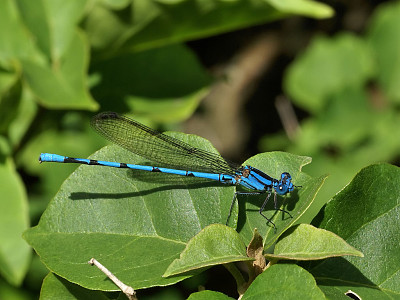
[84,0,333,52]
[311,163,400,299]
[0,157,30,286]
[237,152,326,248]
[241,264,325,300]
[24,133,235,290]
[24,129,316,291]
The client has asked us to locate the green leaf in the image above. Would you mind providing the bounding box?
[268,0,333,18]
[8,88,38,148]
[241,264,325,300]
[163,224,252,277]
[292,88,373,154]
[16,0,89,60]
[284,33,375,113]
[84,0,333,52]
[18,113,106,212]
[0,277,31,300]
[311,163,400,298]
[0,0,97,110]
[25,220,190,291]
[367,1,400,103]
[187,290,234,300]
[0,67,19,96]
[0,157,30,286]
[22,30,98,110]
[237,152,327,249]
[0,72,22,134]
[40,273,112,300]
[101,0,132,10]
[24,133,235,290]
[91,44,211,122]
[264,224,363,261]
[0,0,37,62]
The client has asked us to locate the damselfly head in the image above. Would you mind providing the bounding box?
[276,172,294,195]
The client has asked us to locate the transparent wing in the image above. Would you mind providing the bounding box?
[91,112,240,174]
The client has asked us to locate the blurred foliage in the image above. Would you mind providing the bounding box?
[261,1,400,223]
[2,0,400,299]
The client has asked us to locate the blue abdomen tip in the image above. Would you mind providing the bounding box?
[39,153,65,163]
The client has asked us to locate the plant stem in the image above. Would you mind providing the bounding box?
[245,260,256,283]
[224,263,247,295]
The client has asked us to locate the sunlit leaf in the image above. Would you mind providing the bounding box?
[311,164,400,299]
[265,224,363,261]
[164,224,252,277]
[84,0,333,52]
[242,264,325,300]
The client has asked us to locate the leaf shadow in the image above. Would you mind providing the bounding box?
[236,188,301,231]
[52,273,118,298]
[304,257,380,290]
[69,169,223,200]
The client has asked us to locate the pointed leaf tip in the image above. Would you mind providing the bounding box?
[164,224,252,277]
[264,224,363,261]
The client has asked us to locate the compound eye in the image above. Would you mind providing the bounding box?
[283,172,292,180]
